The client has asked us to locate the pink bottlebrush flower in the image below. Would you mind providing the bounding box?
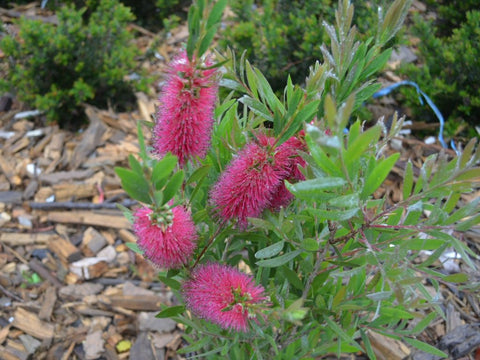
[210,136,287,227]
[182,263,268,332]
[132,206,198,269]
[153,51,218,166]
[269,134,307,209]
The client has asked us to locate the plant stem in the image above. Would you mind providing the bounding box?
[191,223,226,269]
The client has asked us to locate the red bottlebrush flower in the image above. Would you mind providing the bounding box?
[153,51,218,166]
[269,134,307,209]
[182,263,268,332]
[132,206,198,269]
[210,136,286,227]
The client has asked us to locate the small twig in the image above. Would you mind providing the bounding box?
[28,199,137,210]
[0,283,23,302]
[191,224,226,270]
[28,259,63,288]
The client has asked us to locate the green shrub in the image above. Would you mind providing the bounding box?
[0,0,143,126]
[39,0,191,31]
[423,0,478,37]
[400,9,480,133]
[220,0,396,92]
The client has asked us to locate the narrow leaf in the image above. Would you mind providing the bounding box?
[255,241,285,259]
[361,153,400,199]
[125,242,142,255]
[256,249,303,268]
[403,338,448,358]
[162,170,185,204]
[403,160,414,200]
[156,305,185,318]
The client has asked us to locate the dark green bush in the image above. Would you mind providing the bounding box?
[400,8,480,132]
[220,0,394,92]
[0,0,143,126]
[37,0,190,31]
[423,0,478,37]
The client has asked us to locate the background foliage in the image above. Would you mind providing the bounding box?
[220,0,399,92]
[399,1,479,135]
[0,0,144,126]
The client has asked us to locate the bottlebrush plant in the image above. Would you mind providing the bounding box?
[115,0,480,358]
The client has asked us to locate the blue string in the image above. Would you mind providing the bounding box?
[372,80,448,149]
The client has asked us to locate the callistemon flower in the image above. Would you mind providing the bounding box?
[153,51,219,166]
[132,205,198,269]
[210,135,287,227]
[182,263,268,332]
[269,134,307,209]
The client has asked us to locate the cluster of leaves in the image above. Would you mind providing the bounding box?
[219,0,400,92]
[399,2,480,134]
[7,0,191,31]
[0,0,145,127]
[116,0,480,358]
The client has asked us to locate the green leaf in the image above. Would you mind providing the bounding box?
[255,241,285,259]
[254,67,284,114]
[156,305,185,318]
[277,99,320,145]
[117,203,134,223]
[445,197,480,225]
[302,238,319,252]
[245,61,258,99]
[256,249,303,268]
[366,291,393,301]
[281,266,303,290]
[410,312,438,335]
[309,208,359,221]
[198,26,217,58]
[239,96,273,121]
[360,329,377,360]
[443,273,468,283]
[306,133,343,177]
[324,316,363,351]
[380,307,414,320]
[362,48,392,80]
[361,153,400,199]
[403,338,448,358]
[459,137,477,168]
[403,160,414,200]
[206,0,227,29]
[345,125,381,168]
[162,170,184,204]
[115,167,151,204]
[327,192,359,208]
[125,242,142,255]
[456,168,480,182]
[219,78,245,92]
[455,213,480,231]
[186,164,211,185]
[128,154,143,175]
[158,275,181,290]
[324,94,337,131]
[287,177,347,198]
[152,154,178,190]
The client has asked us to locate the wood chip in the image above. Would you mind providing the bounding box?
[108,295,163,311]
[46,211,131,229]
[39,287,57,321]
[12,308,54,340]
[367,330,411,360]
[47,235,82,263]
[0,232,52,246]
[71,107,107,169]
